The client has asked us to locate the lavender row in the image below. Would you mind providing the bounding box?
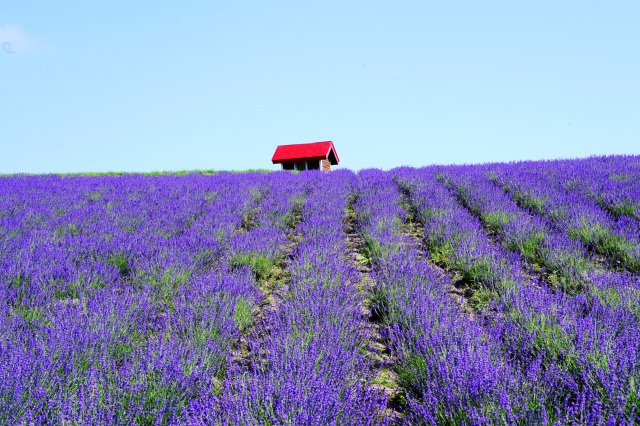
[594,156,640,221]
[394,166,525,294]
[440,166,598,290]
[1,174,267,308]
[187,170,386,425]
[225,172,309,284]
[542,156,640,222]
[2,157,640,423]
[0,173,289,423]
[354,170,545,423]
[441,165,640,323]
[397,167,640,424]
[486,162,640,272]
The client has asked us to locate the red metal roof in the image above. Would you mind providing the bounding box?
[271,141,340,164]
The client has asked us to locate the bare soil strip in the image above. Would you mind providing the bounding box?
[440,178,587,293]
[396,183,477,316]
[343,201,403,424]
[486,175,624,274]
[231,196,305,371]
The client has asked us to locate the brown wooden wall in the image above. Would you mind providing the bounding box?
[321,159,331,171]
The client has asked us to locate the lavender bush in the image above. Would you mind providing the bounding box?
[1,157,639,424]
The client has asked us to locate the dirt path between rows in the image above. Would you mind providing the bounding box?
[343,202,403,425]
[230,196,305,371]
[396,181,477,317]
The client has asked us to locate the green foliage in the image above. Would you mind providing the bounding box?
[241,211,258,231]
[605,199,639,218]
[55,223,82,239]
[7,275,31,305]
[49,276,105,302]
[507,231,545,263]
[52,279,81,300]
[230,253,275,282]
[195,322,221,345]
[564,178,581,192]
[511,191,547,214]
[484,170,498,181]
[511,310,578,373]
[482,211,513,231]
[215,228,228,243]
[107,253,132,278]
[591,284,640,320]
[156,229,173,239]
[249,187,265,204]
[468,285,494,310]
[11,305,51,328]
[120,217,142,234]
[369,286,390,323]
[420,209,450,222]
[396,353,427,396]
[375,216,403,235]
[547,208,568,223]
[546,271,584,294]
[610,173,631,182]
[281,195,304,229]
[459,259,494,286]
[193,249,218,272]
[126,369,191,426]
[360,234,382,265]
[109,339,137,366]
[46,169,272,177]
[626,377,640,419]
[427,240,454,267]
[567,222,609,245]
[290,195,305,209]
[68,223,81,236]
[233,298,252,332]
[73,352,95,374]
[568,222,640,272]
[371,369,395,387]
[147,267,191,311]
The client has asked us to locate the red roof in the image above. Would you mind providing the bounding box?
[271,141,340,165]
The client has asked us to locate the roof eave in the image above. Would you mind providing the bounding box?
[272,155,327,164]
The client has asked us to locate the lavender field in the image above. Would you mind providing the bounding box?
[1,155,640,425]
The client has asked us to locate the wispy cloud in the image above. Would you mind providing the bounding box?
[0,25,37,54]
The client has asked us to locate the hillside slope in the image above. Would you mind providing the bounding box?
[1,156,639,424]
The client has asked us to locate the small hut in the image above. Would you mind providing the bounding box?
[271,141,340,172]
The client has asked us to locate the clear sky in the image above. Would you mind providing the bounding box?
[1,1,638,173]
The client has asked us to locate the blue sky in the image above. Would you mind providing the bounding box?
[1,1,638,173]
